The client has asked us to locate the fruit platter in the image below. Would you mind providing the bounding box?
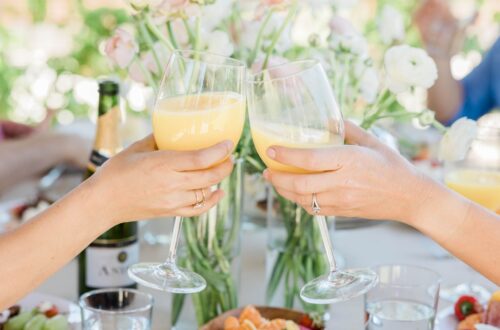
[201,305,324,330]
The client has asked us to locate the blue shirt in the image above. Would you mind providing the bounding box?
[449,37,500,124]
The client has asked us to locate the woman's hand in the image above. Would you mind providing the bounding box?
[88,135,234,225]
[263,121,435,223]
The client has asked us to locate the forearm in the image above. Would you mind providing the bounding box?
[409,179,500,284]
[427,58,463,123]
[0,134,71,193]
[0,177,113,309]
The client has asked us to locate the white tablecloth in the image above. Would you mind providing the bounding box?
[33,220,495,329]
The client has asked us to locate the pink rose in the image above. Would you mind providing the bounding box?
[129,43,170,84]
[105,29,138,69]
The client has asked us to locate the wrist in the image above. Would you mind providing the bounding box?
[405,175,470,234]
[402,173,442,227]
[78,173,121,231]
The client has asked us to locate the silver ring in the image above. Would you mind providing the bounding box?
[312,193,321,214]
[193,189,205,209]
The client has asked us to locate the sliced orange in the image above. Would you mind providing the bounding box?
[240,319,258,330]
[239,306,264,328]
[224,316,240,330]
[258,319,287,330]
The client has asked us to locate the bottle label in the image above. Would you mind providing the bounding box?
[85,242,139,288]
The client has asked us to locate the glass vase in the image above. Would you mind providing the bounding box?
[172,159,244,329]
[265,187,334,316]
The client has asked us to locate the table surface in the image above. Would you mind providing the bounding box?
[37,221,495,329]
[3,180,496,329]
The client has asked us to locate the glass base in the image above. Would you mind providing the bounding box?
[128,262,206,294]
[300,268,378,304]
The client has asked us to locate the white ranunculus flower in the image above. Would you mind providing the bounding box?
[377,5,405,45]
[292,5,331,47]
[359,67,379,104]
[204,30,234,57]
[396,87,427,113]
[384,45,438,94]
[201,0,233,31]
[439,118,478,162]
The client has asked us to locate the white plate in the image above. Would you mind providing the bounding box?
[17,292,81,329]
[435,306,457,330]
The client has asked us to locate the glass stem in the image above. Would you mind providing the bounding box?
[316,215,337,274]
[166,216,183,264]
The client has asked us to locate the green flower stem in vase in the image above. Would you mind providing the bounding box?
[266,189,329,316]
[172,159,244,328]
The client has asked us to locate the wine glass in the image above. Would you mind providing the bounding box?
[247,60,378,304]
[441,114,500,302]
[128,50,246,293]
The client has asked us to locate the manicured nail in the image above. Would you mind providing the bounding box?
[224,140,234,152]
[267,147,276,159]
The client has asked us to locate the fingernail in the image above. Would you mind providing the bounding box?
[267,147,276,159]
[224,140,234,152]
[230,154,236,164]
[263,169,269,180]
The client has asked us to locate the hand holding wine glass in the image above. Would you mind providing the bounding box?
[128,50,246,294]
[248,60,378,304]
[263,121,429,222]
[94,135,234,222]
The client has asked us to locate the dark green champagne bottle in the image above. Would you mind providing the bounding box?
[78,80,139,295]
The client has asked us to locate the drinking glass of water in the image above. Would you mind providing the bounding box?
[80,289,153,330]
[365,265,441,330]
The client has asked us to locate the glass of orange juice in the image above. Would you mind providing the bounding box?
[442,117,500,302]
[128,51,246,293]
[445,121,500,214]
[248,60,378,304]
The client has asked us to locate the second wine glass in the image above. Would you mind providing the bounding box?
[128,50,246,293]
[248,60,378,304]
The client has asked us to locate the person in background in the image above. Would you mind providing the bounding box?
[0,118,90,195]
[414,0,500,124]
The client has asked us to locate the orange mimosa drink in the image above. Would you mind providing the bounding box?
[445,169,500,214]
[251,121,343,174]
[153,92,245,151]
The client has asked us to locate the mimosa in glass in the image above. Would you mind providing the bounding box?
[445,169,500,214]
[441,116,500,302]
[128,51,246,293]
[248,60,378,304]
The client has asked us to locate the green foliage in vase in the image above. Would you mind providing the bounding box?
[267,194,328,315]
[172,160,244,326]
